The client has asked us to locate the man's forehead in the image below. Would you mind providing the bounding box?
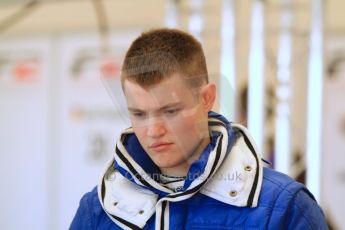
[123,76,191,96]
[125,82,180,103]
[124,79,188,107]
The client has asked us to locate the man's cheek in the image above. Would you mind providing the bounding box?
[181,106,199,118]
[133,129,146,143]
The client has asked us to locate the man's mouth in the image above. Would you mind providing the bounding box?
[149,142,173,152]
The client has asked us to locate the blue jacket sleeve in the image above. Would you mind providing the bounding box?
[286,188,328,229]
[268,185,328,230]
[70,192,94,230]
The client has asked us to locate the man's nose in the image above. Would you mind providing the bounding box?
[147,119,166,138]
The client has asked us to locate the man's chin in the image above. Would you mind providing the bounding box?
[152,158,189,173]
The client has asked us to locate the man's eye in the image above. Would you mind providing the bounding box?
[165,109,179,115]
[132,112,145,118]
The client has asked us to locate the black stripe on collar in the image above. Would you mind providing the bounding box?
[208,121,227,129]
[110,213,141,230]
[160,201,167,230]
[115,145,156,190]
[238,130,260,207]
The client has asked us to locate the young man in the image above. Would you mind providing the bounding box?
[71,28,327,229]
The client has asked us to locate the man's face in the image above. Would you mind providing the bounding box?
[123,74,213,175]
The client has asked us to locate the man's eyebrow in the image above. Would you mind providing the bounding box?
[158,102,182,110]
[127,102,182,113]
[127,107,145,112]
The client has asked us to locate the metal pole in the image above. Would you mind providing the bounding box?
[306,0,323,202]
[165,0,179,28]
[275,0,293,175]
[248,0,265,153]
[220,0,236,121]
[188,0,203,41]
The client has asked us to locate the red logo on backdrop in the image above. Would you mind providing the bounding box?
[13,60,40,82]
[100,58,121,79]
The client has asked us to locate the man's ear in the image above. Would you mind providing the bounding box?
[200,83,216,112]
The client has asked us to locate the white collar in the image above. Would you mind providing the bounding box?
[97,123,263,229]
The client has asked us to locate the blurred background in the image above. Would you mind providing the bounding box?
[0,0,344,229]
